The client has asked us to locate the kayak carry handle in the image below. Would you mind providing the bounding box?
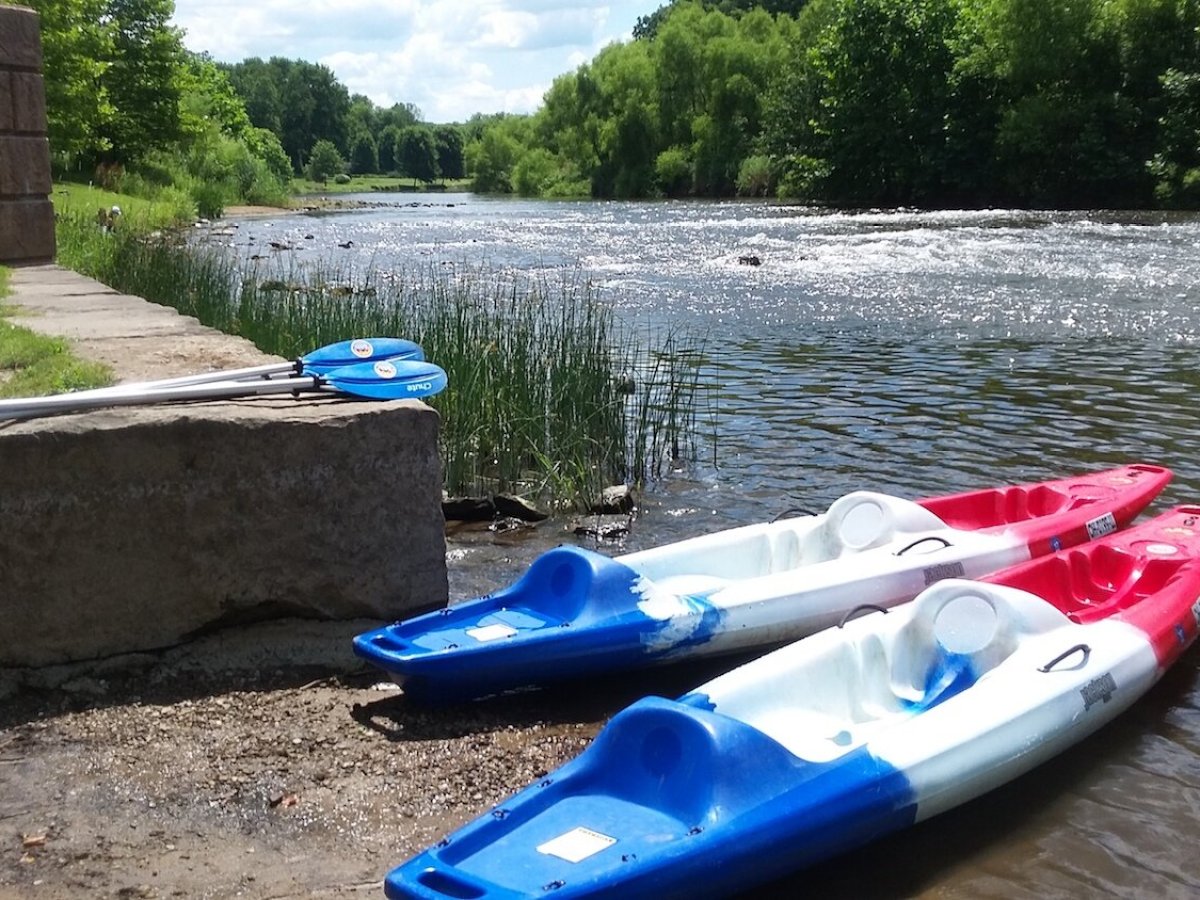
[772,506,818,522]
[895,535,952,556]
[405,865,491,899]
[838,604,889,628]
[1039,643,1091,673]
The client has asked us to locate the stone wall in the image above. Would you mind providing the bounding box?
[0,400,449,668]
[0,5,55,266]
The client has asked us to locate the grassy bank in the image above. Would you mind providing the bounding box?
[54,211,709,509]
[52,181,199,229]
[0,264,113,400]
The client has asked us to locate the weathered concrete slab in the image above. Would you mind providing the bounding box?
[0,400,446,668]
[1,265,449,668]
[9,265,281,381]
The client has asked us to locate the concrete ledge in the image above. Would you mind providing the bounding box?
[1,266,449,668]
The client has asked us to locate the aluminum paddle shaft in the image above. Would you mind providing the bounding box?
[0,358,448,421]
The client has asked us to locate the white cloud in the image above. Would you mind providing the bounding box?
[172,1,646,122]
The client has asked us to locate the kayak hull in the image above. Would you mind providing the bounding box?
[383,506,1200,899]
[355,465,1171,702]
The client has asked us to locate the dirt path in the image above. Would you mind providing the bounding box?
[0,611,730,900]
[0,653,611,899]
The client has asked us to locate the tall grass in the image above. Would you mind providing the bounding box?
[56,212,710,509]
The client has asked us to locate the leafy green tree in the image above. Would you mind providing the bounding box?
[954,0,1145,206]
[378,124,402,173]
[24,0,114,162]
[782,0,959,204]
[244,126,292,184]
[655,146,692,195]
[1149,68,1200,206]
[306,138,345,182]
[347,94,379,140]
[396,126,440,183]
[178,53,250,143]
[349,130,379,174]
[378,102,422,132]
[227,58,350,171]
[735,154,774,196]
[99,0,185,164]
[224,57,282,135]
[434,126,466,180]
[465,121,525,193]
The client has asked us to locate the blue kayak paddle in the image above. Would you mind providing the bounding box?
[0,337,425,417]
[0,358,448,420]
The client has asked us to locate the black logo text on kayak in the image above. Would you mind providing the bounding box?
[1086,512,1118,540]
[923,562,965,586]
[1080,672,1117,710]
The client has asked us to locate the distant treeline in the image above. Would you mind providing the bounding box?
[24,0,464,213]
[25,0,1200,209]
[476,0,1200,208]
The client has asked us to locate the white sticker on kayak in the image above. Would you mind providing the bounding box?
[466,623,518,642]
[351,339,373,358]
[1086,512,1117,540]
[537,827,616,863]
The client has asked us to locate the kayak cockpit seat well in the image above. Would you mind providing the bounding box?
[627,492,954,604]
[919,476,1122,530]
[987,541,1189,623]
[696,580,1072,763]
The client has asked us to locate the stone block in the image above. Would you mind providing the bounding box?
[0,196,54,264]
[0,134,51,194]
[0,6,42,71]
[0,72,12,131]
[0,401,449,668]
[10,71,46,133]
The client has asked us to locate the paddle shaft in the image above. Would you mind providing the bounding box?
[0,374,335,420]
[0,337,426,410]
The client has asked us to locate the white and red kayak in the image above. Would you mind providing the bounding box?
[384,505,1200,899]
[354,464,1171,702]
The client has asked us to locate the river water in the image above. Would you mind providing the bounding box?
[223,196,1199,897]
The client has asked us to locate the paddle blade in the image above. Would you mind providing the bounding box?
[300,337,424,374]
[324,359,448,400]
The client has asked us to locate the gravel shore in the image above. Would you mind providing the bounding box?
[0,598,739,900]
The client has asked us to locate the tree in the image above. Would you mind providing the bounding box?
[378,124,402,173]
[99,0,186,164]
[465,123,523,193]
[765,0,959,205]
[24,0,114,162]
[434,126,466,180]
[349,130,379,174]
[224,57,282,135]
[396,126,440,183]
[306,138,345,182]
[1149,68,1200,206]
[178,53,250,144]
[226,57,350,172]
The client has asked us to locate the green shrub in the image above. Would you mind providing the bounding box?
[736,155,775,197]
[306,139,346,183]
[655,147,692,197]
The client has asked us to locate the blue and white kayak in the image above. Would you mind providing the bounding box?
[384,506,1200,899]
[354,464,1171,702]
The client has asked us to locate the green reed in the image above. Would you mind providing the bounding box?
[56,212,709,509]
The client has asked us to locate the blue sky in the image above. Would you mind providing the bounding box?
[171,1,653,123]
